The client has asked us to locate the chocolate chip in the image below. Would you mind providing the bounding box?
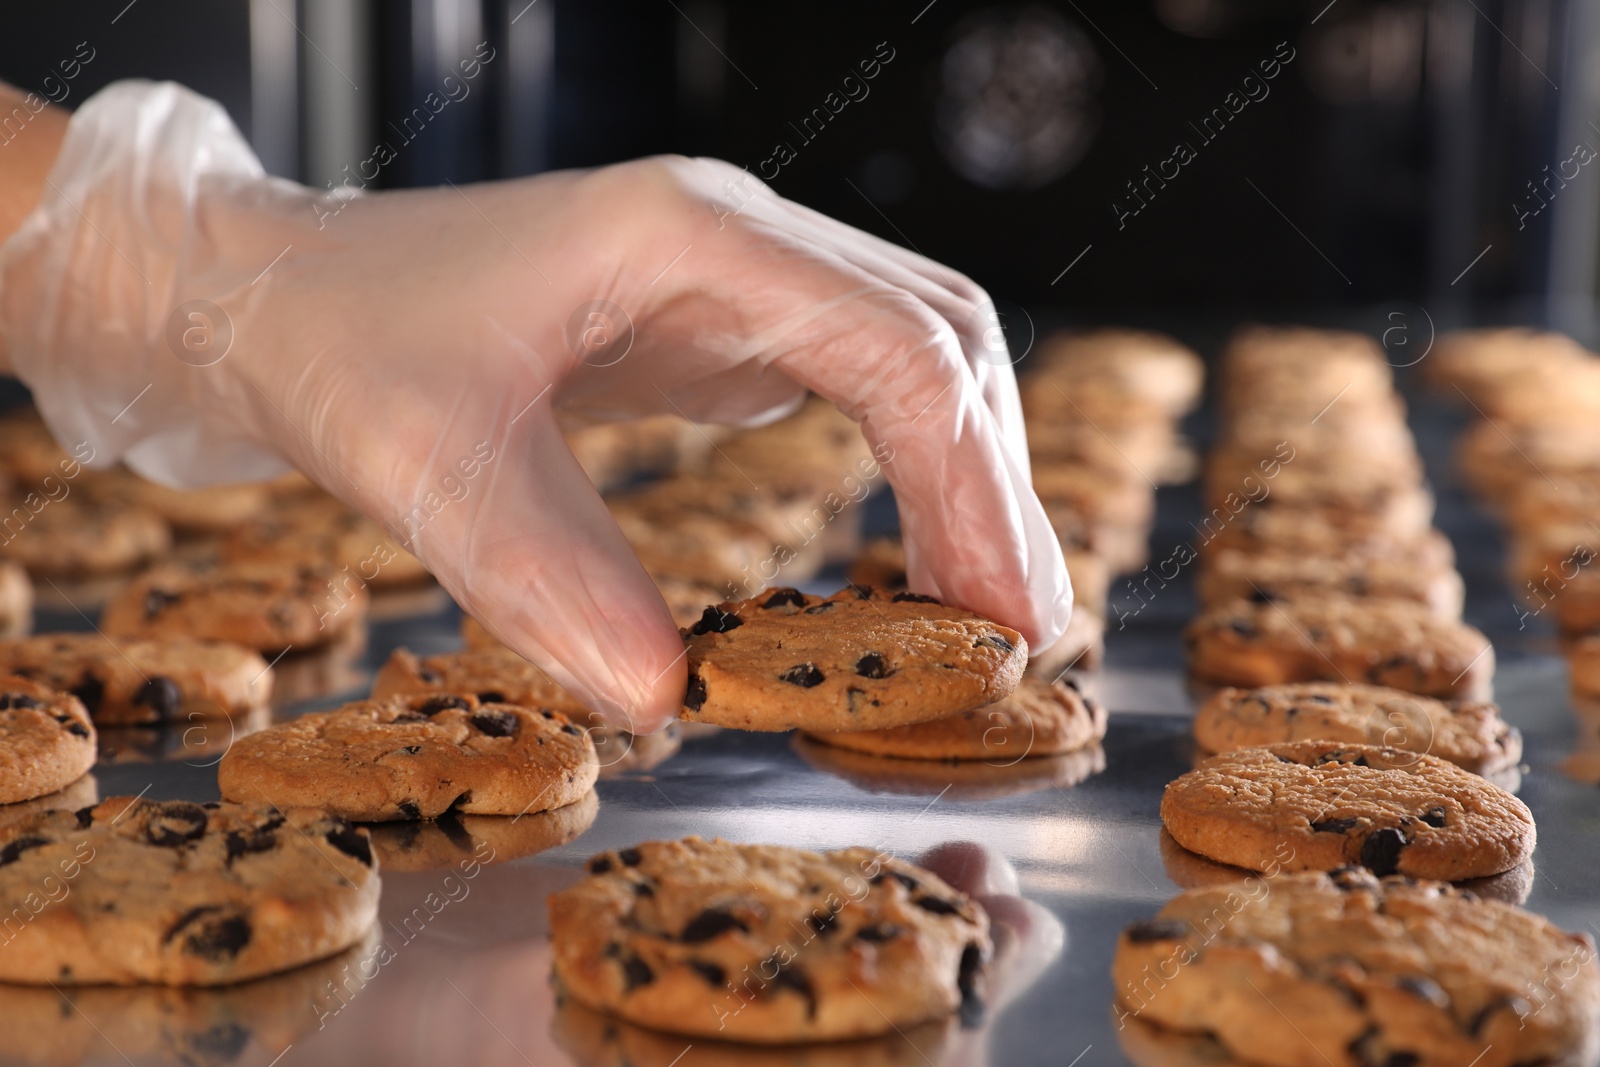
[807,909,839,937]
[418,695,471,716]
[680,908,746,943]
[146,803,209,847]
[143,589,182,618]
[1382,1055,1421,1067]
[70,674,104,715]
[470,709,518,737]
[891,591,940,604]
[131,676,183,722]
[59,718,90,739]
[852,586,875,599]
[0,836,50,867]
[1311,818,1360,834]
[475,690,505,704]
[778,663,825,688]
[0,692,38,709]
[1328,866,1379,892]
[399,745,422,755]
[73,806,95,829]
[325,821,374,866]
[1228,620,1258,638]
[957,942,986,1028]
[1124,919,1190,943]
[224,828,278,863]
[1305,694,1335,704]
[170,908,252,961]
[683,673,707,712]
[560,723,581,736]
[854,652,893,679]
[914,896,962,916]
[976,632,1015,653]
[418,667,443,684]
[1359,828,1407,876]
[618,847,642,867]
[397,801,421,820]
[1420,807,1447,828]
[447,791,472,810]
[589,856,614,875]
[802,602,837,614]
[872,870,920,891]
[688,606,743,635]
[761,588,806,609]
[1468,995,1530,1036]
[620,954,654,990]
[771,965,816,1017]
[633,881,654,897]
[689,960,726,986]
[1249,587,1276,604]
[855,923,900,942]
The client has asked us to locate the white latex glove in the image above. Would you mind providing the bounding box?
[0,80,1071,731]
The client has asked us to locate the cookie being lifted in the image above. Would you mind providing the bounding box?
[1161,741,1534,881]
[679,587,1027,732]
[0,797,378,986]
[219,691,597,821]
[549,837,991,1043]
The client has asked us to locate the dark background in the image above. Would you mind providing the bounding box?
[2,0,1596,336]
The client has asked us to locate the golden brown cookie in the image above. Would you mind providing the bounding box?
[1161,741,1535,880]
[372,645,589,719]
[1113,869,1600,1067]
[1196,548,1464,618]
[0,499,171,577]
[804,675,1105,762]
[1192,682,1520,775]
[218,691,597,821]
[1183,597,1494,700]
[0,633,271,725]
[0,796,379,986]
[101,559,368,652]
[679,587,1026,732]
[0,676,95,804]
[793,736,1106,800]
[549,837,990,1043]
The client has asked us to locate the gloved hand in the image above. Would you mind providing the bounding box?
[0,80,1071,732]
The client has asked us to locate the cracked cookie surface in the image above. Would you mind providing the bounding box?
[218,691,597,821]
[1193,682,1520,776]
[1161,741,1534,880]
[549,837,990,1043]
[0,797,378,985]
[1113,868,1599,1067]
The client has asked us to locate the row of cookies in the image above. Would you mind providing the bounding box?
[1114,328,1600,1063]
[1429,329,1600,709]
[1185,325,1493,702]
[1012,329,1207,676]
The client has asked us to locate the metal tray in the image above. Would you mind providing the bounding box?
[6,386,1599,1067]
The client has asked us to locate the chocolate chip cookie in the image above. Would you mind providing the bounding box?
[804,675,1105,762]
[0,500,172,577]
[1193,682,1521,776]
[1161,741,1535,880]
[221,494,429,589]
[83,467,272,535]
[794,736,1106,800]
[0,676,95,803]
[218,692,598,821]
[1196,549,1465,619]
[1114,868,1599,1067]
[548,837,991,1043]
[1184,597,1494,700]
[679,587,1026,732]
[101,559,368,652]
[0,633,272,725]
[372,646,590,719]
[0,797,379,985]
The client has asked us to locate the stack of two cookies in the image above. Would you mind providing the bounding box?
[1018,329,1207,674]
[1428,329,1600,706]
[1186,325,1488,703]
